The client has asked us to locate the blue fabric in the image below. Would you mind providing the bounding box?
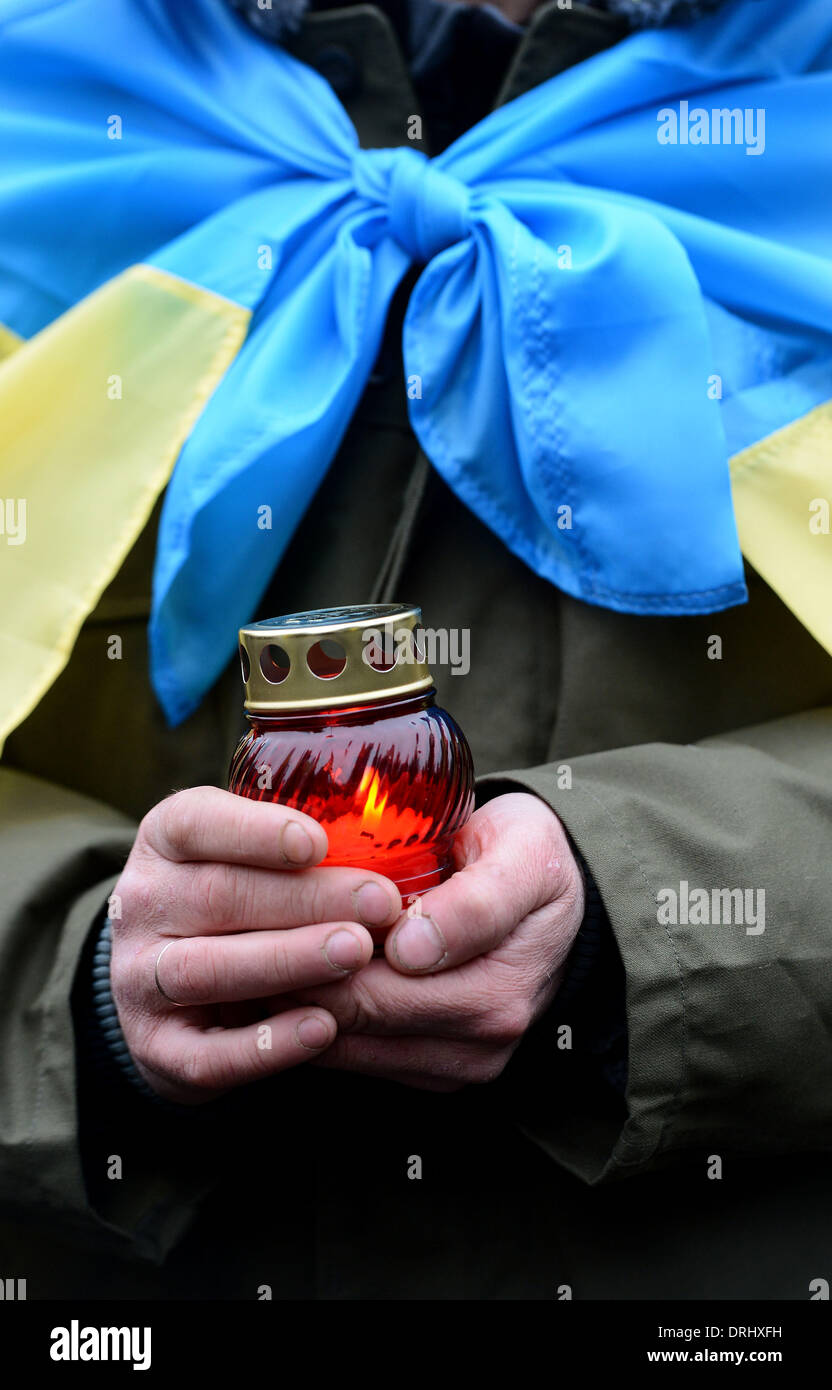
[1,0,831,723]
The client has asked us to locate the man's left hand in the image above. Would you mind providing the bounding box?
[292,792,585,1090]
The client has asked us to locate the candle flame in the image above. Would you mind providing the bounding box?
[358,766,388,829]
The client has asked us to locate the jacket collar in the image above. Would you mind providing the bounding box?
[231,2,631,151]
[229,0,728,44]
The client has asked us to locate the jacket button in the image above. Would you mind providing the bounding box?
[311,45,361,99]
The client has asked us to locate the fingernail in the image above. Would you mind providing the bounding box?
[353,881,396,927]
[282,820,315,865]
[324,929,364,971]
[296,1016,331,1050]
[391,913,446,972]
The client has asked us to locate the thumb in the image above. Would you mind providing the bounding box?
[385,791,573,974]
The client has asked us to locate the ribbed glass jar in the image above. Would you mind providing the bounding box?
[228,606,475,942]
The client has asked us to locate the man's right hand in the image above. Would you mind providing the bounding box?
[109,786,401,1104]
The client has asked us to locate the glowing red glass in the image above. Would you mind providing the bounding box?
[228,690,474,943]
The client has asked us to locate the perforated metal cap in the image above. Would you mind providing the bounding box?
[237,604,433,711]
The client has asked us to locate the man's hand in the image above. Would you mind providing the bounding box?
[110,787,401,1104]
[293,793,585,1091]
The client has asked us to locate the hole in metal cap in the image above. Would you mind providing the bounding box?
[260,644,291,684]
[239,644,251,683]
[307,639,347,680]
[363,627,398,673]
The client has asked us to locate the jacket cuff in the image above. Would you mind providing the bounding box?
[475,776,628,1089]
[559,849,629,1095]
[556,849,611,1009]
[476,769,650,1183]
[85,914,193,1111]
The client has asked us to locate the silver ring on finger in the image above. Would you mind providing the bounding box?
[154,940,189,1008]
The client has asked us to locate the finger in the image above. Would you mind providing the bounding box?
[385,793,567,974]
[137,1006,338,1101]
[140,785,329,870]
[152,922,374,1006]
[311,1033,509,1089]
[173,860,401,935]
[293,955,509,1042]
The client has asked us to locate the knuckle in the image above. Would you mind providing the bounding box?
[339,974,377,1033]
[193,861,234,928]
[285,871,328,928]
[173,1042,227,1094]
[266,934,297,990]
[127,1015,168,1077]
[166,939,216,1004]
[468,1048,513,1085]
[459,992,494,1038]
[306,873,335,927]
[113,867,158,933]
[457,970,505,1035]
[112,941,157,1014]
[470,995,532,1045]
[458,875,502,944]
[493,1000,534,1044]
[148,789,207,862]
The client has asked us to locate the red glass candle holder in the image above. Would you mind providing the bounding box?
[228,605,474,944]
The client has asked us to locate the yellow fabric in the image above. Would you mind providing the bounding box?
[0,264,249,753]
[0,321,22,361]
[730,401,832,657]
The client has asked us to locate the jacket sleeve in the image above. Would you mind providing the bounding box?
[0,767,223,1263]
[478,706,832,1184]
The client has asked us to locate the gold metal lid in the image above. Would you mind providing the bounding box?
[238,604,433,712]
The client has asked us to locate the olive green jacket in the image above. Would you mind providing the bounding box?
[1,3,831,1299]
